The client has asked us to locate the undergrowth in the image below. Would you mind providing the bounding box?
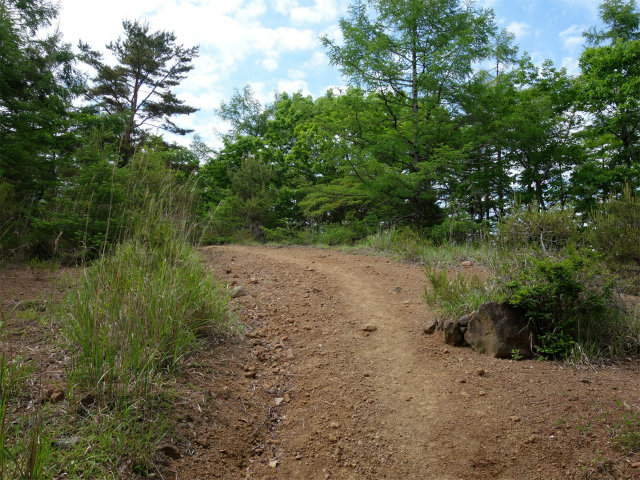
[1,152,236,478]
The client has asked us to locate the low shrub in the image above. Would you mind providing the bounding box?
[497,202,581,252]
[589,184,640,279]
[500,248,638,359]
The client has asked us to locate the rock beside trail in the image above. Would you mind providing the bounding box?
[464,302,534,358]
[423,318,438,335]
[442,318,464,347]
[441,303,534,358]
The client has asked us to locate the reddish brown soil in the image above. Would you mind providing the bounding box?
[2,246,640,480]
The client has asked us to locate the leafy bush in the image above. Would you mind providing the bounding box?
[501,248,637,358]
[497,202,581,252]
[589,185,640,273]
[425,215,490,246]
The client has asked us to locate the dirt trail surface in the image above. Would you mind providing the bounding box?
[176,245,640,480]
[2,246,640,479]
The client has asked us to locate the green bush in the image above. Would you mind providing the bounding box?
[501,248,636,359]
[589,184,640,273]
[497,202,581,252]
[425,215,490,246]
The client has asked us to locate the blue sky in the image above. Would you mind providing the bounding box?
[56,0,604,148]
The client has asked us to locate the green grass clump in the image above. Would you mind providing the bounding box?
[357,226,495,267]
[64,194,235,395]
[424,266,495,321]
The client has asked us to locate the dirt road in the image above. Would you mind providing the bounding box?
[168,245,640,480]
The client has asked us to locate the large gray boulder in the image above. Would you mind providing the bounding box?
[464,303,534,358]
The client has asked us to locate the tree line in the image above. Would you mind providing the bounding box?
[1,0,639,258]
[204,0,639,245]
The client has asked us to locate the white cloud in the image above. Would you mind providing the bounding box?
[272,0,344,24]
[307,51,329,67]
[246,81,272,105]
[476,0,499,8]
[262,58,279,70]
[557,0,600,17]
[288,68,306,80]
[319,85,345,97]
[236,0,267,20]
[506,21,531,39]
[277,79,311,95]
[321,24,344,45]
[561,56,581,75]
[559,24,586,51]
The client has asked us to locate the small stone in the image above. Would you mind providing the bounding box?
[244,371,257,378]
[442,348,450,354]
[362,324,377,332]
[476,369,486,376]
[391,286,403,294]
[274,397,285,406]
[41,387,65,404]
[230,286,246,298]
[363,372,371,377]
[330,422,341,429]
[284,393,291,402]
[50,389,65,404]
[269,460,278,468]
[631,462,640,468]
[250,277,258,284]
[423,319,438,335]
[196,438,210,448]
[461,261,472,267]
[456,379,466,384]
[510,416,521,423]
[157,443,181,459]
[479,391,486,396]
[328,435,338,443]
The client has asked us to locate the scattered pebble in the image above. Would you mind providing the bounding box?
[362,324,377,332]
[230,286,246,298]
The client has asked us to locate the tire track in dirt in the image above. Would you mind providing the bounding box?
[245,246,447,475]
